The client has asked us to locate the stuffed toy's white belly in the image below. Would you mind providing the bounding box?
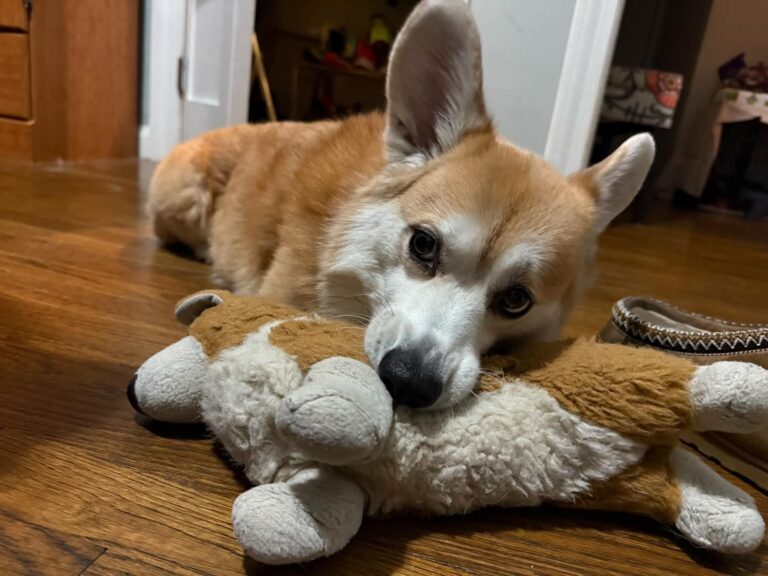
[201,328,646,516]
[353,382,645,516]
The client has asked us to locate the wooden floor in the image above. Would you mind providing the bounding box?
[1,159,767,575]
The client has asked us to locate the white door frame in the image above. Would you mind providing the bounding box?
[544,0,626,174]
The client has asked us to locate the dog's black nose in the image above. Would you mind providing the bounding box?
[378,348,442,408]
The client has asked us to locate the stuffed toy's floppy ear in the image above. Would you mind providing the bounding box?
[175,290,231,325]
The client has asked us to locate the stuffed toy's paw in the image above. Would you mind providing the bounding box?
[128,335,208,423]
[689,362,768,433]
[232,467,365,565]
[276,357,393,465]
[673,448,765,553]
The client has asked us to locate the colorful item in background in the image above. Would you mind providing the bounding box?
[644,70,682,110]
[719,52,768,93]
[322,26,352,69]
[601,66,684,129]
[354,39,377,72]
[308,16,392,74]
[369,14,393,71]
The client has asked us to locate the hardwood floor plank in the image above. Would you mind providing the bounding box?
[0,430,246,574]
[0,509,105,575]
[0,159,766,575]
[82,549,203,576]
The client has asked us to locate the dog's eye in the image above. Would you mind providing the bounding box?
[409,228,439,267]
[494,286,534,318]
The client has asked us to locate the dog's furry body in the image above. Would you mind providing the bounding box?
[149,0,655,408]
[150,115,386,306]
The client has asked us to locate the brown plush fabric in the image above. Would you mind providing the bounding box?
[189,295,301,358]
[179,293,700,531]
[564,445,681,523]
[480,339,696,442]
[475,342,570,393]
[187,293,695,445]
[186,293,368,370]
[269,320,368,371]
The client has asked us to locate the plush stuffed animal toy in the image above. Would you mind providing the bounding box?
[128,290,768,565]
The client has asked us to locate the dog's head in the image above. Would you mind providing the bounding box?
[321,0,654,409]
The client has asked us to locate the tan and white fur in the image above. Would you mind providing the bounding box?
[148,0,655,409]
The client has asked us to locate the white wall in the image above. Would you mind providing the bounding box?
[471,0,577,155]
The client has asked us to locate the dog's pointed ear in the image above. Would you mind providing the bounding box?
[174,290,230,325]
[570,133,655,233]
[385,0,490,165]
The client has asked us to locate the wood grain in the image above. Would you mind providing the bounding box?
[0,0,28,31]
[0,115,32,159]
[0,0,138,161]
[29,0,139,160]
[0,159,766,575]
[0,509,105,574]
[0,33,30,119]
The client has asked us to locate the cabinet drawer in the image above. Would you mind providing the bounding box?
[0,0,27,31]
[0,32,30,119]
[0,116,32,159]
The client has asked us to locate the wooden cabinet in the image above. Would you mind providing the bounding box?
[0,33,31,119]
[0,0,138,161]
[0,0,28,31]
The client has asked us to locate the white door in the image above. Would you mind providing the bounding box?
[139,0,186,161]
[140,0,255,161]
[470,0,625,174]
[181,0,256,141]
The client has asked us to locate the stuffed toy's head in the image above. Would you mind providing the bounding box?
[129,290,768,565]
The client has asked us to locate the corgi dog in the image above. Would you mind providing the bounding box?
[148,0,655,409]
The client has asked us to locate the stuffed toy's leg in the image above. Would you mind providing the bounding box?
[232,466,365,564]
[671,361,768,552]
[577,361,766,553]
[672,447,764,553]
[275,357,393,465]
[574,446,764,553]
[128,336,208,423]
